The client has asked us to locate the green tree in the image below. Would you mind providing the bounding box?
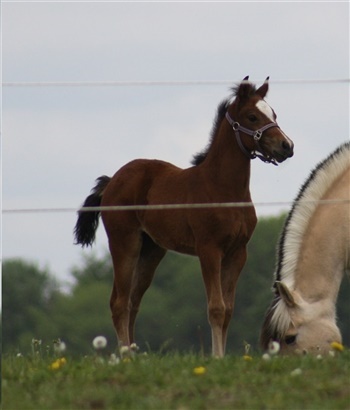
[136,252,208,353]
[2,259,61,353]
[229,213,287,352]
[50,253,115,356]
[3,214,348,356]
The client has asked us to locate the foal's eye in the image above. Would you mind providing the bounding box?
[248,114,258,123]
[285,335,297,345]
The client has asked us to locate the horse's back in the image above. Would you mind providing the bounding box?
[102,158,182,206]
[99,156,256,255]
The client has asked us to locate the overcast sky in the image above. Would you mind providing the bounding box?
[2,2,349,290]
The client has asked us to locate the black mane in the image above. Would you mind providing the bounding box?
[191,99,230,165]
[191,83,257,166]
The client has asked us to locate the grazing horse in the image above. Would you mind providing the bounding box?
[261,142,350,355]
[74,77,294,357]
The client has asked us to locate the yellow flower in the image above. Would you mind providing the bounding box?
[331,342,344,352]
[49,357,67,370]
[243,355,253,361]
[50,360,61,370]
[59,357,67,365]
[193,366,206,375]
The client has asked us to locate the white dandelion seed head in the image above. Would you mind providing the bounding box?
[268,341,280,356]
[119,345,130,356]
[54,340,67,353]
[290,368,302,377]
[130,343,140,352]
[262,353,271,361]
[108,353,120,366]
[92,336,108,350]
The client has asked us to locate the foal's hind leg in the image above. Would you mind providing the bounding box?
[129,233,166,344]
[108,230,142,348]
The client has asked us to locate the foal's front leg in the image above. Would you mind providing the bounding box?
[220,246,247,353]
[198,247,225,357]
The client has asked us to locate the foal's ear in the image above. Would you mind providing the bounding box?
[237,75,252,102]
[256,76,270,98]
[275,281,296,308]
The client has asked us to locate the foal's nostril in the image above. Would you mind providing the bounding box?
[282,141,290,151]
[282,140,294,156]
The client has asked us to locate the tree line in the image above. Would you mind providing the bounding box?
[3,214,349,356]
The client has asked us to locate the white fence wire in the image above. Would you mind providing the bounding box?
[3,78,350,87]
[3,199,349,215]
[3,77,349,215]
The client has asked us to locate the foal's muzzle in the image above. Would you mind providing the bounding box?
[272,138,294,163]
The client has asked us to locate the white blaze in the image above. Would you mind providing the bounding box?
[256,100,275,122]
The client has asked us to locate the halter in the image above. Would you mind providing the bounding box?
[225,112,279,165]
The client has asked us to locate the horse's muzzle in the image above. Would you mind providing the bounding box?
[273,141,294,163]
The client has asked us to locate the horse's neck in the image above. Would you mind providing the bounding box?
[294,168,350,304]
[200,121,252,197]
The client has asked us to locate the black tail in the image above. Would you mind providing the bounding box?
[74,175,111,247]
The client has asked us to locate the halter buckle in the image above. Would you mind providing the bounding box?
[254,130,263,141]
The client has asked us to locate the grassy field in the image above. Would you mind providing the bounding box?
[2,347,349,410]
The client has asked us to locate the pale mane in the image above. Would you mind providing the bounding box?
[270,142,350,336]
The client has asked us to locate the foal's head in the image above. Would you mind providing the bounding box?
[261,281,342,355]
[227,76,294,164]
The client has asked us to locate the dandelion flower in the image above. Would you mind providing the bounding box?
[130,343,140,352]
[290,368,302,377]
[92,336,107,350]
[108,353,120,366]
[31,338,42,346]
[331,342,344,352]
[268,341,280,356]
[49,358,66,370]
[50,361,60,371]
[53,339,66,354]
[59,357,67,365]
[120,345,130,357]
[243,355,253,361]
[193,366,206,375]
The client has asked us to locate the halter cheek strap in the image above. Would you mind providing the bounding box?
[225,112,279,165]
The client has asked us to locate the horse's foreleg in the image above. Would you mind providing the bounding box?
[221,247,247,353]
[129,237,166,343]
[198,247,225,358]
[109,233,141,349]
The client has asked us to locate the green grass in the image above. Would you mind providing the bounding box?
[2,350,349,410]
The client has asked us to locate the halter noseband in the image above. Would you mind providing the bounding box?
[225,112,279,165]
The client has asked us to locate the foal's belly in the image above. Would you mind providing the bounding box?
[141,208,255,257]
[141,210,197,255]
